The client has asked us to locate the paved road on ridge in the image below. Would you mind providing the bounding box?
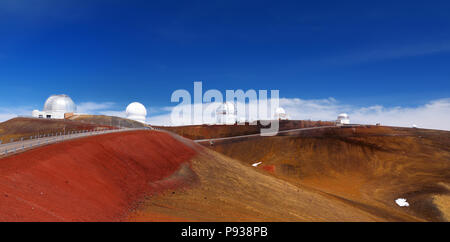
[0,124,359,156]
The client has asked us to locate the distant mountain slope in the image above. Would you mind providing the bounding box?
[157,120,334,140]
[208,125,450,221]
[69,114,148,128]
[0,117,114,144]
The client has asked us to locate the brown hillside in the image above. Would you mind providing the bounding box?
[69,114,148,128]
[158,120,333,140]
[208,125,450,221]
[0,117,114,144]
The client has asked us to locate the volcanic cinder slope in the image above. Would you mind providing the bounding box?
[127,146,388,222]
[0,130,195,221]
[0,127,401,222]
[1,121,448,221]
[206,125,450,221]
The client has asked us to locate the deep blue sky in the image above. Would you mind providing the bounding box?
[1,0,449,114]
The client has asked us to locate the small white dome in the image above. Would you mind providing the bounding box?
[275,107,286,115]
[217,102,236,115]
[338,113,349,119]
[216,102,237,124]
[43,94,76,113]
[126,102,147,123]
[274,107,287,120]
[275,107,286,116]
[336,113,350,125]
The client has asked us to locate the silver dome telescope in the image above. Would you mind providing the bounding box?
[32,94,77,119]
[43,94,77,113]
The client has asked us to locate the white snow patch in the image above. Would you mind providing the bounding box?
[252,162,262,167]
[395,198,410,207]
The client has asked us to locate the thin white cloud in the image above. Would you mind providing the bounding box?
[76,102,116,114]
[276,97,450,130]
[0,113,18,122]
[146,97,450,131]
[1,98,449,131]
[350,98,450,130]
[0,106,33,122]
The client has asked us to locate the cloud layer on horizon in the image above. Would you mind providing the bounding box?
[0,98,449,131]
[147,97,450,131]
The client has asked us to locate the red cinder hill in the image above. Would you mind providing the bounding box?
[0,130,196,221]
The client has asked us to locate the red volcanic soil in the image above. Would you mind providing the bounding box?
[0,130,196,221]
[261,165,276,173]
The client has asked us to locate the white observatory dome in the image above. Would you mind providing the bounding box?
[126,102,147,123]
[216,102,237,125]
[338,113,349,119]
[217,102,235,115]
[32,94,77,119]
[32,110,40,117]
[275,107,287,120]
[336,113,350,125]
[43,94,77,113]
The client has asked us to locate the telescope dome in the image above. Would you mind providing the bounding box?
[126,102,147,123]
[338,113,349,119]
[336,113,350,125]
[43,94,77,113]
[274,107,287,120]
[216,102,237,124]
[217,102,235,115]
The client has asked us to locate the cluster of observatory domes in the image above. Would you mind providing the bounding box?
[31,95,353,126]
[215,102,289,124]
[32,94,148,123]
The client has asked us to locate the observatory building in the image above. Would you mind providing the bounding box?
[126,102,147,123]
[336,113,350,126]
[32,94,77,119]
[216,102,237,125]
[274,107,288,120]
